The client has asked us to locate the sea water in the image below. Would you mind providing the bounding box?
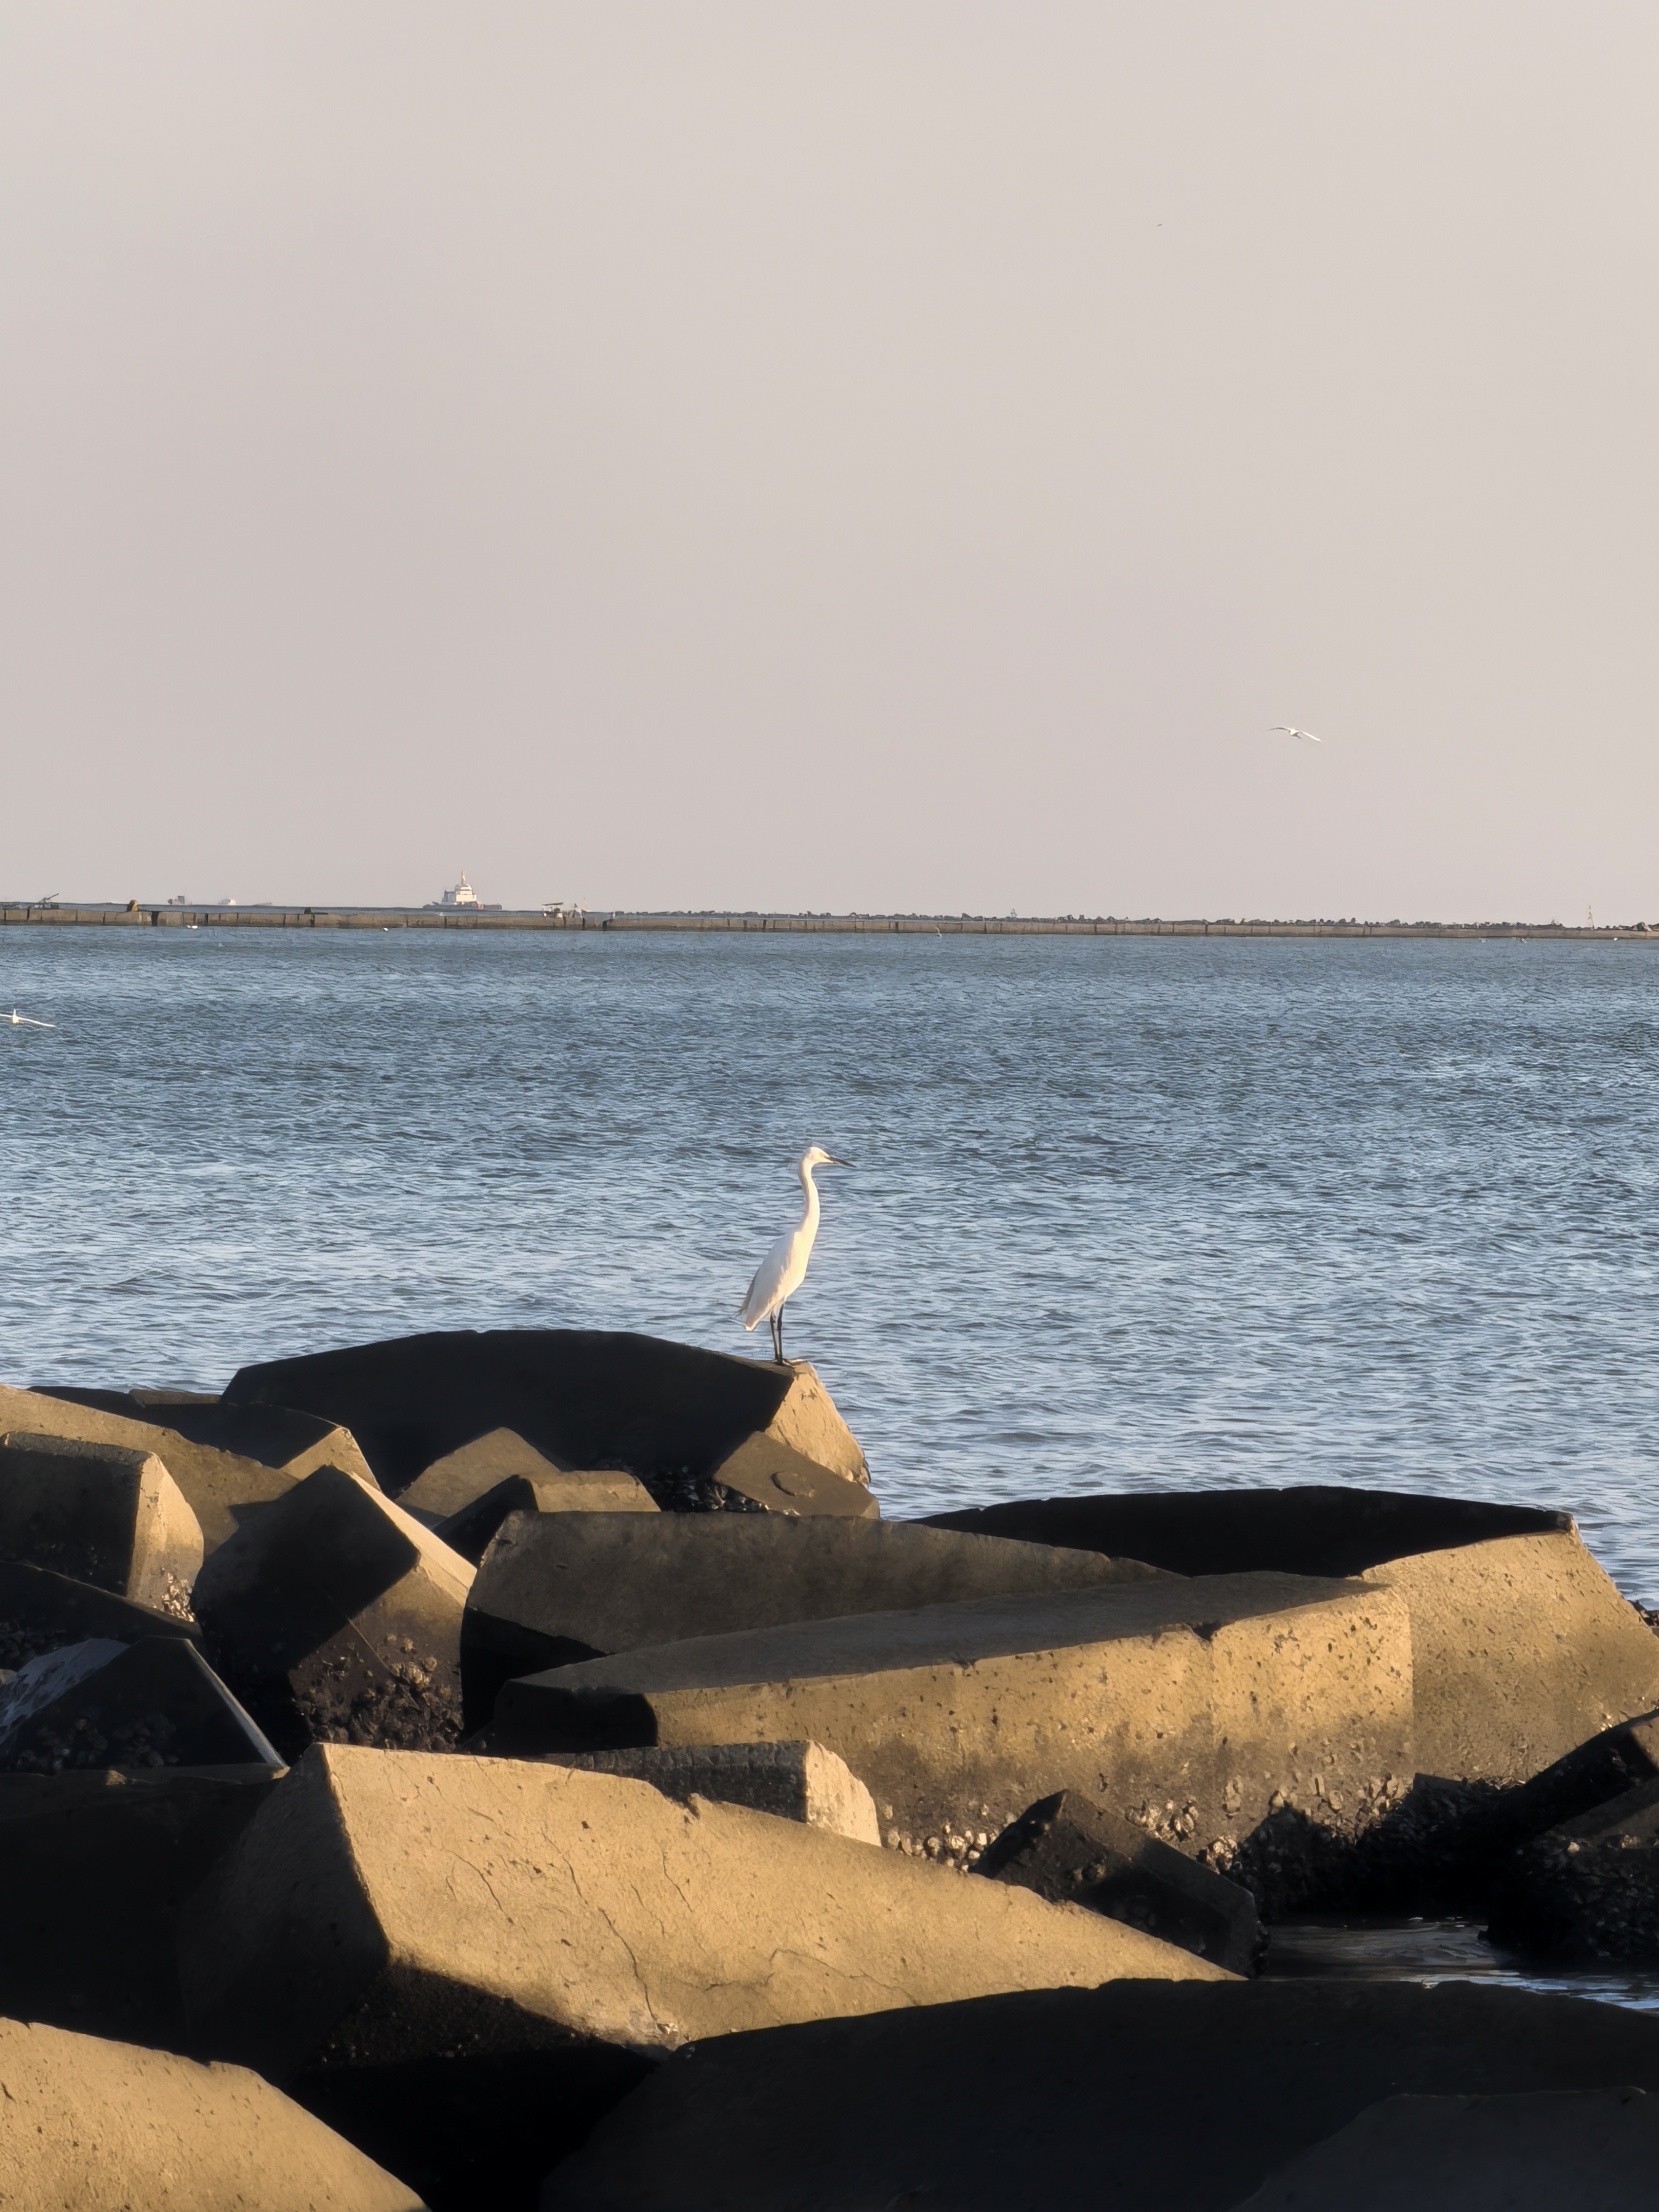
[4,923,1658,1999]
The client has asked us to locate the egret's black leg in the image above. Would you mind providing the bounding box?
[775,1305,786,1364]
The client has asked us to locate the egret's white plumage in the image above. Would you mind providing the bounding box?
[7,1010,52,1028]
[739,1145,850,1364]
[1270,724,1323,743]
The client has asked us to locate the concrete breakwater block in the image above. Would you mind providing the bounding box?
[462,1513,1164,1734]
[1487,1775,1659,1962]
[976,1787,1259,1973]
[541,1981,1659,2211]
[1233,2087,1659,2211]
[0,1430,203,1610]
[181,1746,1225,2204]
[489,1573,1414,1864]
[0,1555,201,1669]
[536,1740,881,1843]
[1,1380,376,1552]
[0,1762,282,2045]
[193,1465,474,1758]
[702,1430,879,1518]
[0,2017,424,2212]
[0,1635,281,1771]
[436,1471,660,1563]
[399,1426,579,1524]
[923,1486,1659,1783]
[222,1327,871,1496]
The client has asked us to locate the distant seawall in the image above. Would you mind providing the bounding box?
[1,906,1653,943]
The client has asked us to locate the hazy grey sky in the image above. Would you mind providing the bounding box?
[3,5,1655,918]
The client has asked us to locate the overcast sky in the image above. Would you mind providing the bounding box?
[3,5,1655,919]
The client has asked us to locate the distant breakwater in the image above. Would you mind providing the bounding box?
[2,906,1656,942]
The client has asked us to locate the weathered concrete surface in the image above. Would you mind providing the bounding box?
[462,1513,1166,1734]
[436,1471,659,1564]
[193,1465,474,1757]
[399,1426,575,1523]
[705,1431,879,1518]
[0,2017,424,2212]
[0,1380,375,1551]
[0,1763,281,2044]
[1488,1776,1659,1962]
[977,1788,1259,1973]
[1233,2087,1659,2210]
[0,1635,281,1771]
[541,1982,1659,2211]
[922,1487,1659,1783]
[181,1745,1223,2206]
[489,1574,1414,1865]
[222,1327,871,1495]
[0,1430,203,1610]
[537,1741,881,1843]
[0,1555,201,1670]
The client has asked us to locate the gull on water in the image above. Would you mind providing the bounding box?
[739,1145,852,1365]
[1270,724,1323,743]
[7,1010,53,1028]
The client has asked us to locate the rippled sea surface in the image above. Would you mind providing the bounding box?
[4,924,1658,1587]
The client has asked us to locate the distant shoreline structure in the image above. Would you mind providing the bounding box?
[1,904,1654,943]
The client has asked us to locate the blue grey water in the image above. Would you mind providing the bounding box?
[6,925,1659,2007]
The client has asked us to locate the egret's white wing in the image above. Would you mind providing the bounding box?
[739,1228,795,1327]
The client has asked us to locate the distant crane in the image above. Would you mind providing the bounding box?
[1270,725,1323,744]
[739,1145,852,1364]
[7,1010,53,1028]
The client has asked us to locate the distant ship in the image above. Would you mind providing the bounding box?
[424,871,502,913]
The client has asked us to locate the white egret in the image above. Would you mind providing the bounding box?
[739,1145,852,1364]
[7,1010,52,1028]
[1270,724,1323,743]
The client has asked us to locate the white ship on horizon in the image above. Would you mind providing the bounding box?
[425,871,502,913]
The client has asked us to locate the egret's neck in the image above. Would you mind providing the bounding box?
[797,1158,821,1232]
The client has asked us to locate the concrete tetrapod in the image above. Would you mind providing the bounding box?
[399,1427,582,1524]
[922,1487,1659,1782]
[179,1745,1226,2207]
[0,1430,203,1609]
[0,1763,282,2045]
[192,1464,474,1757]
[541,1981,1659,2212]
[222,1327,871,1495]
[0,1636,281,1771]
[0,1379,377,1551]
[435,1471,659,1564]
[488,1573,1415,1869]
[1487,1774,1659,1963]
[536,1741,881,1842]
[976,1788,1259,1972]
[461,1512,1169,1734]
[1231,2087,1659,2211]
[0,2017,424,2212]
[0,1555,202,1669]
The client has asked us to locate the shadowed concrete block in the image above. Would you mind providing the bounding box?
[0,1763,282,2044]
[538,1741,881,1843]
[541,1982,1659,2212]
[1488,1776,1659,1963]
[977,1788,1259,1973]
[1498,1708,1659,1841]
[1233,2087,1659,2210]
[0,1556,201,1670]
[2,1381,376,1552]
[0,1431,203,1610]
[922,1487,1659,1784]
[193,1466,474,1758]
[490,1573,1414,1865]
[399,1427,574,1524]
[435,1471,659,1563]
[0,1636,280,1771]
[222,1327,871,1495]
[462,1513,1168,1734]
[182,1745,1224,2205]
[0,2017,424,2212]
[705,1432,879,1518]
